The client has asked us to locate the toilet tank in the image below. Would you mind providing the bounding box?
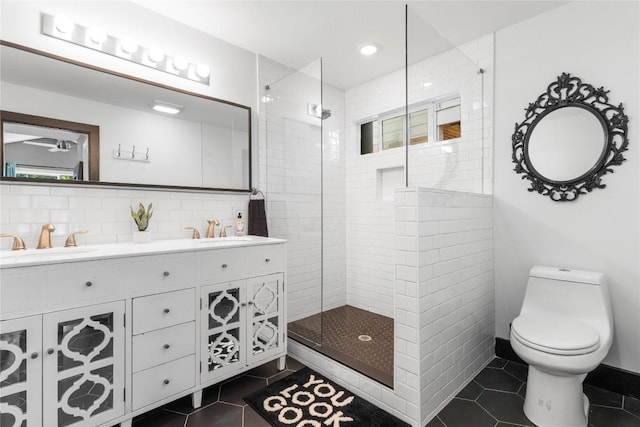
[520,266,612,326]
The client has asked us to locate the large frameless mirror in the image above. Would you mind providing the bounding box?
[0,41,251,192]
[512,73,629,201]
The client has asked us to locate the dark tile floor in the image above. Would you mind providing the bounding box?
[427,357,640,427]
[128,356,305,427]
[288,305,394,387]
[127,356,640,427]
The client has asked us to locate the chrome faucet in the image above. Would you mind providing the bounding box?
[0,233,26,251]
[37,224,55,249]
[206,220,220,238]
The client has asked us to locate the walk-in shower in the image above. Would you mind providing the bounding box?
[259,6,492,423]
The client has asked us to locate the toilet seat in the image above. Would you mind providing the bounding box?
[512,313,600,356]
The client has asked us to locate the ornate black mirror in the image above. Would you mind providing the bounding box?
[512,73,629,201]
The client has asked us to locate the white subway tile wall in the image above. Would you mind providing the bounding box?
[395,187,495,425]
[0,183,249,250]
[345,34,494,317]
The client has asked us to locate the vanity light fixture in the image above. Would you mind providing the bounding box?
[359,42,380,56]
[147,46,165,63]
[173,55,188,71]
[87,26,107,44]
[54,14,74,34]
[119,36,138,55]
[41,12,210,85]
[151,101,183,115]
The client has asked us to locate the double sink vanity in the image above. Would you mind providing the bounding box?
[0,235,287,427]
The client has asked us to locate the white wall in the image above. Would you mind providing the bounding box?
[494,1,640,372]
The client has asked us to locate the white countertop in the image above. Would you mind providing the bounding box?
[0,235,286,268]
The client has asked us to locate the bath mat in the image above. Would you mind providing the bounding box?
[244,367,410,427]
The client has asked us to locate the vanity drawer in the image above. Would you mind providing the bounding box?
[247,244,285,277]
[0,267,41,317]
[132,354,195,410]
[44,260,126,308]
[132,321,195,372]
[126,253,197,292]
[132,288,195,334]
[199,247,248,283]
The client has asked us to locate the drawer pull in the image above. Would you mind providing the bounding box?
[85,281,93,287]
[163,343,171,350]
[163,308,171,314]
[265,258,271,263]
[221,263,228,269]
[47,348,54,355]
[163,271,170,277]
[30,352,39,359]
[163,379,170,385]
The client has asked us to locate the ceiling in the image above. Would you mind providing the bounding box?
[134,1,569,90]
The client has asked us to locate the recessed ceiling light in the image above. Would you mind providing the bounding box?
[359,43,380,56]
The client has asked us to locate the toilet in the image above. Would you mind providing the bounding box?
[510,266,613,427]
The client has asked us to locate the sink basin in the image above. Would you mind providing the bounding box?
[0,246,97,258]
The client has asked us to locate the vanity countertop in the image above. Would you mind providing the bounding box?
[0,236,286,268]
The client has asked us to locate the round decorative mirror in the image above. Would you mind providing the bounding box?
[512,73,629,201]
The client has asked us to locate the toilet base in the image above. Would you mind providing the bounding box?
[523,366,589,427]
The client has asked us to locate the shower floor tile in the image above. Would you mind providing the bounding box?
[288,305,394,387]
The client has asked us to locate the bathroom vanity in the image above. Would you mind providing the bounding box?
[0,236,287,427]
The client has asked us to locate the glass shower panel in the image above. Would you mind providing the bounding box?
[406,5,490,194]
[264,59,324,346]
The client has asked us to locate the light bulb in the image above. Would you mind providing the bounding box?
[88,26,107,44]
[148,47,165,63]
[120,36,138,54]
[173,56,188,71]
[359,43,379,56]
[196,64,210,78]
[54,14,75,34]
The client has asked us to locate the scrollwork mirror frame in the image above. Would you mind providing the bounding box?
[512,72,629,201]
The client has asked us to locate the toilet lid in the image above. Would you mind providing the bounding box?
[512,314,600,355]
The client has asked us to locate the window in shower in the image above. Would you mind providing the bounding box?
[359,96,458,154]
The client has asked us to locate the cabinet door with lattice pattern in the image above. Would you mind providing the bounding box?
[0,315,42,427]
[247,273,284,365]
[200,281,246,384]
[41,301,125,427]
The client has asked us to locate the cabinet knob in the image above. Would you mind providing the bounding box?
[163,271,170,277]
[163,343,170,350]
[47,348,54,355]
[163,308,171,314]
[163,379,170,385]
[248,301,254,306]
[221,263,228,269]
[30,352,39,359]
[265,258,271,263]
[241,302,247,307]
[85,281,93,287]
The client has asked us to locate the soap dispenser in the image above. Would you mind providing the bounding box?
[235,213,245,236]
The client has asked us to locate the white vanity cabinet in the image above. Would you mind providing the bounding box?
[0,237,286,427]
[200,273,284,384]
[0,301,126,427]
